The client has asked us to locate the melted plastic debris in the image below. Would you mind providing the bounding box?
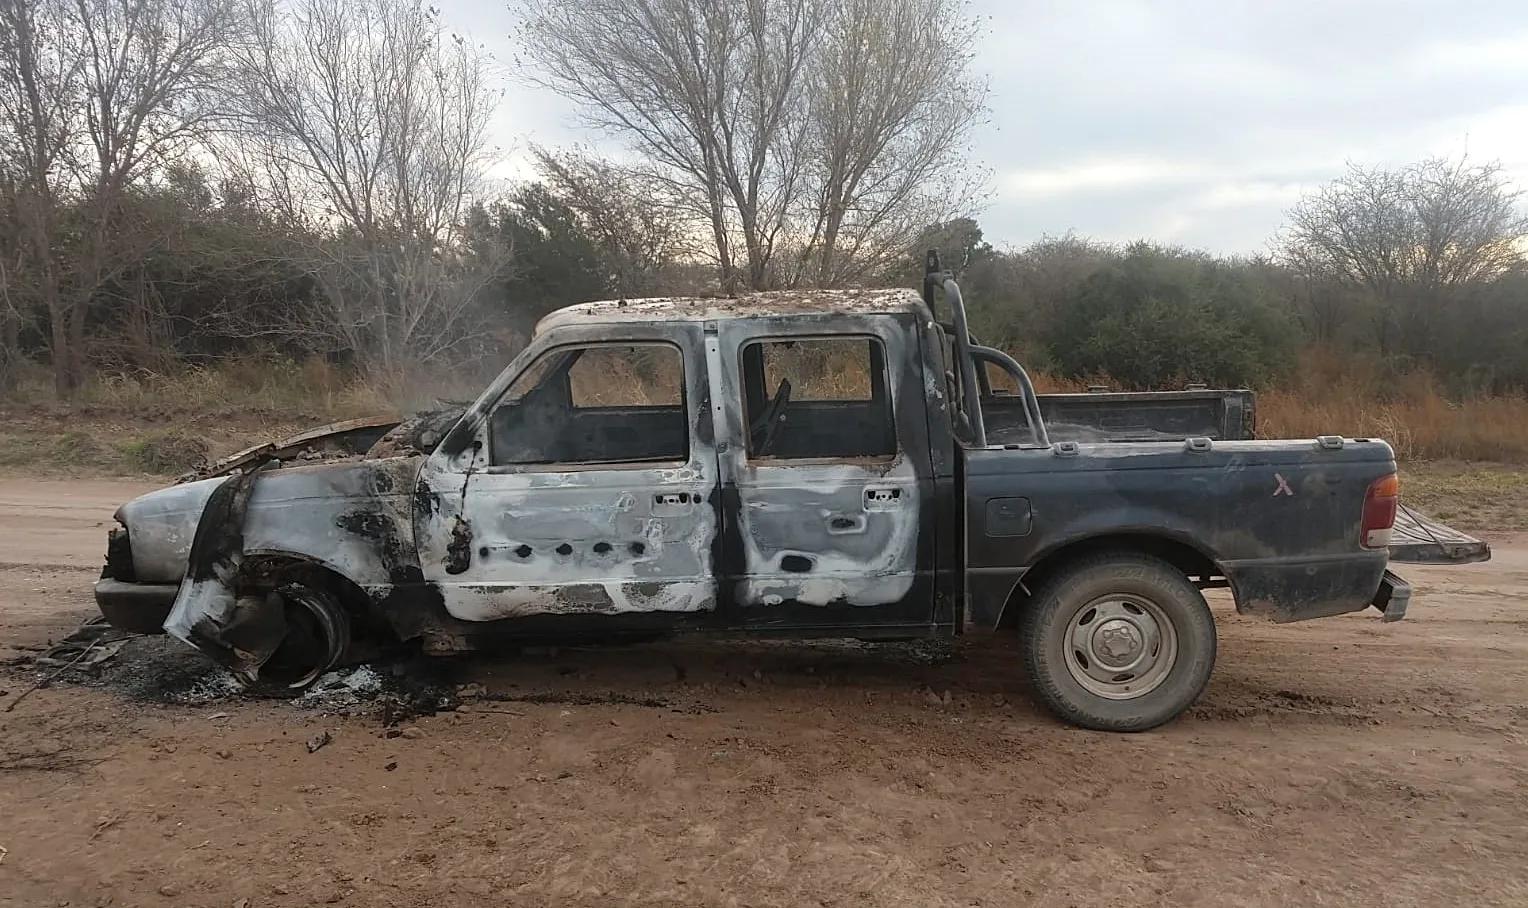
[168,669,246,706]
[293,665,387,712]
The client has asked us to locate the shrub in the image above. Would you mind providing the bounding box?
[1045,243,1297,390]
[121,431,210,475]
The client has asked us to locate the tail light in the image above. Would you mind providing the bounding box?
[1361,473,1400,549]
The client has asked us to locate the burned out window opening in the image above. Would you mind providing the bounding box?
[488,342,689,467]
[740,336,897,459]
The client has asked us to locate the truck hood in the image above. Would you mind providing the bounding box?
[117,408,466,584]
[179,407,465,482]
[119,455,430,585]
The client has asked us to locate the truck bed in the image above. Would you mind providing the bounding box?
[984,388,1254,445]
[982,387,1490,565]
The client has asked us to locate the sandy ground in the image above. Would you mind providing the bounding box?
[1,477,1526,908]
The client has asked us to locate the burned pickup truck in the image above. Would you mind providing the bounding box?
[92,255,1489,732]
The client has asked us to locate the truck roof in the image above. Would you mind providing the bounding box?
[533,287,929,335]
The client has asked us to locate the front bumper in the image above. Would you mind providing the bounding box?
[1370,570,1411,622]
[94,575,177,635]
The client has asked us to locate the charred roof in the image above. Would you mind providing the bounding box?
[534,288,930,335]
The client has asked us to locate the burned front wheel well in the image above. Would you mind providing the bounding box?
[238,554,392,642]
[997,534,1221,630]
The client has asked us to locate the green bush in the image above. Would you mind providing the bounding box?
[1044,243,1297,390]
[120,431,210,475]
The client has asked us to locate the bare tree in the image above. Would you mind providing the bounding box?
[512,0,987,292]
[513,0,819,293]
[789,0,987,288]
[530,146,698,297]
[0,0,79,390]
[0,0,244,393]
[226,0,507,381]
[0,179,28,388]
[1279,156,1528,355]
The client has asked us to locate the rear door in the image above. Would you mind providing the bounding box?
[712,316,939,630]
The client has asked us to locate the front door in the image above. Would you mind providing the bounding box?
[417,325,721,623]
[714,318,935,629]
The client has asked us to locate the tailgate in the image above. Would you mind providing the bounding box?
[1389,505,1492,564]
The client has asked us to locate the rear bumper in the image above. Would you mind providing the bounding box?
[1370,570,1411,623]
[1223,551,1391,623]
[94,577,177,635]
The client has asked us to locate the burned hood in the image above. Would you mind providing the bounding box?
[161,455,426,681]
[178,407,467,483]
[119,407,466,586]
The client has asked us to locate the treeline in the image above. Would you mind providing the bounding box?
[0,0,986,395]
[509,152,1528,397]
[2,0,1525,401]
[918,155,1528,396]
[508,161,1528,397]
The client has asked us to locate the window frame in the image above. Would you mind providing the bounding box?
[737,333,898,463]
[484,339,692,472]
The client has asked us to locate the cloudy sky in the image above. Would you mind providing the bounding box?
[439,0,1528,255]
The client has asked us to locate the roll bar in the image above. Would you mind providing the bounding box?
[922,250,1050,449]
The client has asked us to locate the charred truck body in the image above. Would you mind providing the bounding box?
[93,255,1490,731]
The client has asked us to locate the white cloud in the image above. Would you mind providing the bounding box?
[1193,181,1306,211]
[1000,158,1209,197]
[439,0,1528,254]
[1414,32,1528,74]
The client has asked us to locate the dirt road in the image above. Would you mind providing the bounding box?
[2,477,1526,908]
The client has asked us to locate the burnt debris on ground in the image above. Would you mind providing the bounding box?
[1,618,461,722]
[3,616,967,723]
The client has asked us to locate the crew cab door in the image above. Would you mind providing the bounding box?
[416,324,721,622]
[713,316,940,629]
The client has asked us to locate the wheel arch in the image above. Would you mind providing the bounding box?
[239,550,389,636]
[996,533,1222,630]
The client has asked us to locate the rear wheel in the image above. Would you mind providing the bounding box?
[1019,553,1216,732]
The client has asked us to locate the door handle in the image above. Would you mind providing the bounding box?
[653,491,699,515]
[825,514,867,535]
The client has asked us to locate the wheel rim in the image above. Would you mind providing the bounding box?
[259,585,349,690]
[1062,593,1178,700]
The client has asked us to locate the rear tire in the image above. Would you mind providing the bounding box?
[1019,553,1216,732]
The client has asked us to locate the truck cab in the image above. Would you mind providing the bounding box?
[412,288,950,633]
[95,260,1489,732]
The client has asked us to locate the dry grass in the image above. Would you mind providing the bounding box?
[0,356,398,477]
[1398,463,1528,533]
[1255,349,1528,462]
[5,355,392,419]
[1260,391,1528,462]
[0,429,208,476]
[3,346,1526,477]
